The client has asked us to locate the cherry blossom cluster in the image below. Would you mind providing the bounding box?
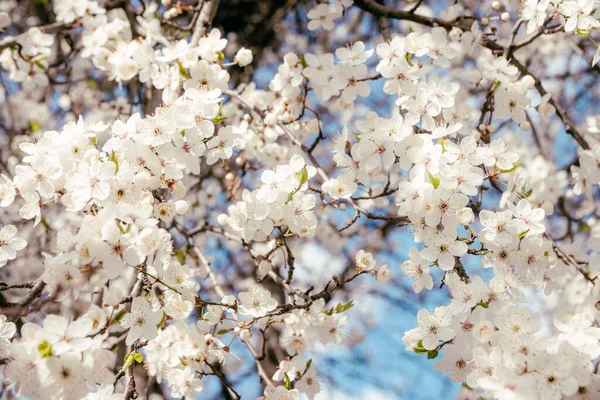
[1,0,600,399]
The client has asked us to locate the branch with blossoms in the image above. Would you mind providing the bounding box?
[2,0,600,399]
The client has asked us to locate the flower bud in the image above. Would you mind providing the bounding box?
[216,217,229,230]
[520,75,535,89]
[500,12,510,22]
[377,265,391,284]
[457,207,474,225]
[236,48,253,67]
[519,121,531,131]
[466,70,482,85]
[481,16,489,26]
[258,260,272,276]
[240,329,252,341]
[175,200,189,215]
[491,1,501,11]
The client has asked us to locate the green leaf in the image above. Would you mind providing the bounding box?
[40,217,51,230]
[211,115,228,124]
[284,373,292,390]
[428,172,441,189]
[413,340,429,355]
[518,229,529,239]
[324,301,354,315]
[299,55,308,68]
[175,249,187,264]
[475,301,489,309]
[30,120,40,132]
[499,160,520,174]
[438,138,446,153]
[334,301,354,314]
[296,166,309,186]
[38,340,53,359]
[32,53,50,71]
[217,51,225,61]
[133,352,143,363]
[34,60,46,71]
[578,222,591,232]
[108,152,119,172]
[306,359,312,370]
[177,61,189,79]
[32,53,50,63]
[121,352,143,372]
[157,311,167,329]
[210,104,228,125]
[519,188,533,199]
[116,220,125,234]
[216,329,231,335]
[427,349,439,359]
[113,309,127,323]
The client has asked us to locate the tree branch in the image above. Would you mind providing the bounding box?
[190,0,220,46]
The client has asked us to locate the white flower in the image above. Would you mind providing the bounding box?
[322,176,357,199]
[14,158,62,199]
[67,157,117,208]
[167,366,203,399]
[261,385,300,400]
[522,0,550,34]
[377,265,391,284]
[554,314,600,358]
[206,126,237,165]
[0,225,27,267]
[434,338,474,382]
[235,47,253,66]
[421,229,467,271]
[416,307,456,350]
[257,167,295,203]
[295,366,321,399]
[38,314,93,355]
[84,384,123,400]
[402,247,434,293]
[120,296,162,345]
[0,315,16,358]
[559,0,597,32]
[0,174,16,207]
[335,41,373,65]
[318,314,347,344]
[330,63,371,103]
[307,4,341,31]
[0,12,10,31]
[355,249,376,270]
[238,287,277,318]
[506,199,545,235]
